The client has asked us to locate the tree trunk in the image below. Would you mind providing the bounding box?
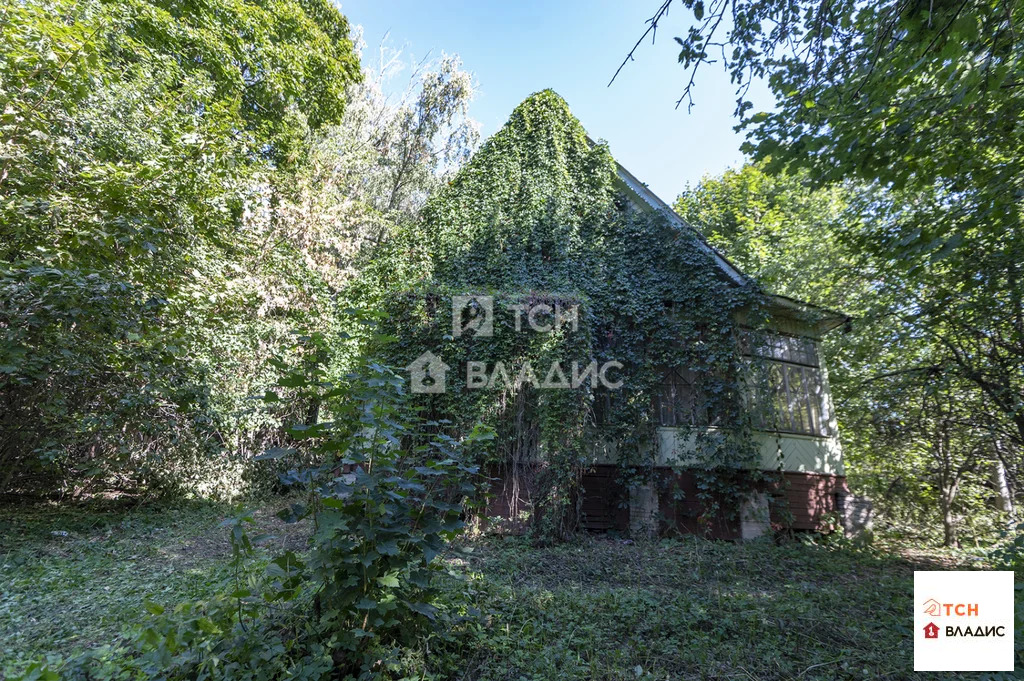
[940,484,959,548]
[991,459,1014,515]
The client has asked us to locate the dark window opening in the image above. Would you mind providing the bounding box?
[654,368,709,427]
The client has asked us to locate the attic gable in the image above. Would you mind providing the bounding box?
[607,156,748,287]
[420,89,621,289]
[594,142,850,335]
[418,89,848,334]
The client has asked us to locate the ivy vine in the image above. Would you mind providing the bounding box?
[359,90,772,538]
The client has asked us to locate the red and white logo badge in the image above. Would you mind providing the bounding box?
[914,571,1013,672]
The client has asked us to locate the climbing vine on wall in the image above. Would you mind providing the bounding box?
[357,90,771,537]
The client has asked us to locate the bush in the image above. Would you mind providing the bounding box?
[16,361,491,680]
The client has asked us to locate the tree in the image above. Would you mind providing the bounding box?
[621,1,1024,452]
[275,46,479,286]
[674,163,862,310]
[677,164,1013,544]
[0,0,361,494]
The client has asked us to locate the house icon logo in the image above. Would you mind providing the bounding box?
[923,622,940,639]
[405,351,450,394]
[923,598,942,616]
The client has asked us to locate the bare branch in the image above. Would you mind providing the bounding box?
[608,0,674,87]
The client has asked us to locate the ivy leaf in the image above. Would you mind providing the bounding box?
[255,447,295,461]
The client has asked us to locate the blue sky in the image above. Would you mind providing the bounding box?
[339,0,773,202]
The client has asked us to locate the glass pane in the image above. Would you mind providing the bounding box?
[743,332,820,367]
[800,367,816,434]
[786,366,807,433]
[810,370,826,435]
[657,384,674,426]
[772,363,790,431]
[806,339,819,366]
[785,337,800,363]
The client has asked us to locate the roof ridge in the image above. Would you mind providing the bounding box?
[586,136,849,328]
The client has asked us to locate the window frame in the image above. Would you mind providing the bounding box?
[653,367,707,427]
[742,330,832,438]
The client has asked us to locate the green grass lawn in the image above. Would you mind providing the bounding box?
[1,500,1020,680]
[440,536,1019,680]
[0,499,305,676]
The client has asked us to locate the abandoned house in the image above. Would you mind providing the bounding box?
[585,161,851,539]
[389,90,856,539]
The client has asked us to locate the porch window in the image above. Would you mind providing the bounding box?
[745,331,831,437]
[654,368,708,427]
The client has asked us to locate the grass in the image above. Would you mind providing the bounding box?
[0,498,304,676]
[1,499,1020,680]
[438,536,1017,680]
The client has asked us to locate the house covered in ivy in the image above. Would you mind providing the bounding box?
[377,90,851,539]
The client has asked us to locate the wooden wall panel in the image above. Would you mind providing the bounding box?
[483,464,847,536]
[770,472,848,531]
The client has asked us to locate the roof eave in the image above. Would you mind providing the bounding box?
[765,293,852,336]
[611,160,750,287]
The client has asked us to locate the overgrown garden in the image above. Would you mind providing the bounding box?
[3,0,1024,678]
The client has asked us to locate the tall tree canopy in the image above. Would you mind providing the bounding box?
[0,0,481,498]
[0,0,363,494]
[634,0,1024,442]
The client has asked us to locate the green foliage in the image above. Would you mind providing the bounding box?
[433,536,1023,680]
[0,0,361,495]
[677,163,1017,547]
[282,50,480,285]
[0,499,251,675]
[674,163,864,312]
[635,1,1024,542]
[649,1,1022,194]
[8,360,490,679]
[256,359,487,675]
[8,498,1021,680]
[364,90,767,538]
[990,522,1024,577]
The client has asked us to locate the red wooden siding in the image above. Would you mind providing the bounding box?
[481,465,846,536]
[578,466,741,539]
[770,471,848,531]
[654,469,742,539]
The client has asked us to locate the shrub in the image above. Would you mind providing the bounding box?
[16,361,490,680]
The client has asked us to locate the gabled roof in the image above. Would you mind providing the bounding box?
[597,139,850,336]
[608,153,748,287]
